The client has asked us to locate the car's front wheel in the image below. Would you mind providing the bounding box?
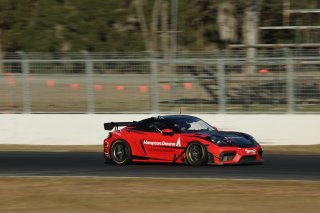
[186,142,207,166]
[110,140,132,165]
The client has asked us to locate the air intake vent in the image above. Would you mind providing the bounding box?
[240,155,257,163]
[219,152,236,162]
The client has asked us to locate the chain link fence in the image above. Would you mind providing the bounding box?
[0,49,319,113]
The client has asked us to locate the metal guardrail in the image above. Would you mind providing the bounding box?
[0,49,319,113]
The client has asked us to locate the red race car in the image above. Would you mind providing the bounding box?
[103,115,263,166]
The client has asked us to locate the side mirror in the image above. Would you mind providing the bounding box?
[162,129,174,136]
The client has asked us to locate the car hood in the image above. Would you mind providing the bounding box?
[196,131,257,148]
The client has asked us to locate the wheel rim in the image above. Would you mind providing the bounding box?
[113,143,127,162]
[189,144,202,163]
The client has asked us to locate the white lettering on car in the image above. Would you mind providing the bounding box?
[245,149,256,154]
[143,136,181,147]
[176,137,181,147]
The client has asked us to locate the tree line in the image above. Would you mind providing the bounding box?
[0,0,318,53]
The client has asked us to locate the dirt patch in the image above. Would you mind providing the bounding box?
[0,177,319,213]
[262,144,320,155]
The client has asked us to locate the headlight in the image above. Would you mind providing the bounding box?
[211,139,229,146]
[206,136,231,146]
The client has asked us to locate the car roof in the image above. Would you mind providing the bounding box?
[134,115,200,125]
[161,115,199,120]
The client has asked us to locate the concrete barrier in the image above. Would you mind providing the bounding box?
[0,114,319,145]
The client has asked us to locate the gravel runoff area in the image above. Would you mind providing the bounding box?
[0,177,319,213]
[1,144,320,155]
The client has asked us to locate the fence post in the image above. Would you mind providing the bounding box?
[17,51,31,113]
[283,48,295,113]
[216,50,226,113]
[150,58,159,113]
[81,51,95,113]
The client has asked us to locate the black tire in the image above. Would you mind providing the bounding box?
[186,142,207,166]
[110,140,132,165]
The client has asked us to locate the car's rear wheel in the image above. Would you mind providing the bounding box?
[186,142,207,166]
[110,140,132,165]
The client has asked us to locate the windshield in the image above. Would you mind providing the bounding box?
[166,116,216,133]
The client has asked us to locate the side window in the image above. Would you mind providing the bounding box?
[148,120,169,132]
[134,118,170,132]
[134,118,154,131]
[172,119,191,133]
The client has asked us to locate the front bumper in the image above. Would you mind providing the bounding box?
[208,146,263,165]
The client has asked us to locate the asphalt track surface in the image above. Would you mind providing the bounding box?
[0,152,319,180]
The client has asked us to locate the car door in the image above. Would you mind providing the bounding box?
[139,118,181,162]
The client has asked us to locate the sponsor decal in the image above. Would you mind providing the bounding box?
[245,149,256,154]
[149,147,174,152]
[176,137,181,147]
[143,136,181,147]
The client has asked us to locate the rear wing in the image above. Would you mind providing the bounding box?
[104,122,134,130]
